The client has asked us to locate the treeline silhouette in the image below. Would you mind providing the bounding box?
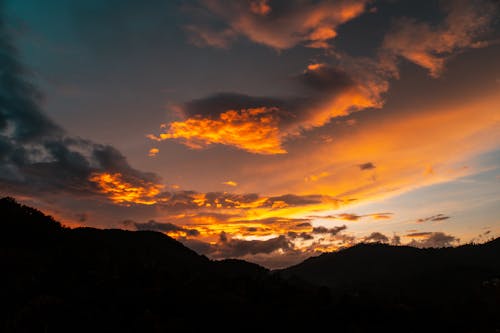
[1,197,499,332]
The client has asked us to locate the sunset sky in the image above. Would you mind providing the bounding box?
[2,0,499,268]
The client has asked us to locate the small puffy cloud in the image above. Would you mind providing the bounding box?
[363,231,389,243]
[148,148,159,157]
[358,162,376,170]
[222,180,238,187]
[382,0,498,77]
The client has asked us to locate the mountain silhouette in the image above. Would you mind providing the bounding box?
[1,197,499,332]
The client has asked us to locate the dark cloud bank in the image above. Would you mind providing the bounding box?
[0,6,159,200]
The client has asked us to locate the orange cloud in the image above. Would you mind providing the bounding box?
[296,81,386,132]
[382,0,497,77]
[152,60,388,154]
[307,63,326,71]
[148,148,159,157]
[250,0,271,16]
[309,212,393,221]
[148,107,286,154]
[189,0,371,50]
[222,180,238,187]
[89,172,164,205]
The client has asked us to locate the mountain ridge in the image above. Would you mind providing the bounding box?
[1,196,499,332]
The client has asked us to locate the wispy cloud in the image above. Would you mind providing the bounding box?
[381,0,498,77]
[416,214,451,223]
[186,0,372,50]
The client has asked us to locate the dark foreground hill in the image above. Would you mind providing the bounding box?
[1,197,499,332]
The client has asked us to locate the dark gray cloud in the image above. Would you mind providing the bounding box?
[358,162,376,170]
[287,231,314,240]
[132,219,200,236]
[298,65,354,93]
[407,231,459,248]
[363,231,389,243]
[416,214,450,223]
[182,93,287,118]
[406,232,433,237]
[0,12,62,143]
[312,225,347,236]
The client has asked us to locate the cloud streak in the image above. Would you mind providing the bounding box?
[417,214,451,223]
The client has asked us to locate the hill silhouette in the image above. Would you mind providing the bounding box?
[1,197,499,332]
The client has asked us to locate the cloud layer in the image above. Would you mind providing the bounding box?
[153,0,497,154]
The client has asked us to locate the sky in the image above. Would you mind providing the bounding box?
[1,0,499,268]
